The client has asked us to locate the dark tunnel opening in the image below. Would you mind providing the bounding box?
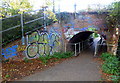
[68,31,94,52]
[69,31,94,43]
[68,31,107,55]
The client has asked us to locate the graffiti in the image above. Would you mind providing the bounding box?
[2,45,27,59]
[17,45,26,52]
[2,45,18,59]
[2,30,61,59]
[26,31,61,58]
[62,14,107,41]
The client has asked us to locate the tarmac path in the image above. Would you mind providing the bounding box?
[20,45,101,81]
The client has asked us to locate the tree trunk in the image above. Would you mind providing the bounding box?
[106,27,119,55]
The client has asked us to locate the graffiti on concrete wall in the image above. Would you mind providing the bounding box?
[2,30,61,59]
[2,45,27,59]
[2,45,18,59]
[26,31,61,58]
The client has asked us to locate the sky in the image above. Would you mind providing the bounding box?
[29,0,118,12]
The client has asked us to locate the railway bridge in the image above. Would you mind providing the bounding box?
[25,12,108,58]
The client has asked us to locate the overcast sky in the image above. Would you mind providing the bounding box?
[29,0,117,12]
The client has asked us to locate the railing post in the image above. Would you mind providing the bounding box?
[75,44,77,56]
[21,13,25,45]
[94,44,98,56]
[26,35,29,46]
[43,6,46,30]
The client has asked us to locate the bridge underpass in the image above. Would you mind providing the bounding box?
[67,31,107,56]
[2,7,109,81]
[2,0,119,81]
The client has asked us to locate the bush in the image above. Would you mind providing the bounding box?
[38,52,74,64]
[62,52,74,58]
[102,55,120,75]
[52,52,73,59]
[101,53,120,82]
[110,75,120,82]
[100,52,111,60]
[38,56,52,64]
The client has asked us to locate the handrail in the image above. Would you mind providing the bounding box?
[1,14,21,20]
[66,38,91,56]
[24,17,44,25]
[1,8,48,33]
[1,9,43,20]
[1,25,21,33]
[1,17,44,33]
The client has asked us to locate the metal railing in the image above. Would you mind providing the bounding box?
[65,38,120,57]
[94,41,120,56]
[1,8,48,46]
[1,9,44,33]
[65,38,93,56]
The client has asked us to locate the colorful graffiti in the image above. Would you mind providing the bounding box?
[63,14,107,40]
[2,30,61,59]
[17,45,26,52]
[2,45,27,59]
[26,31,61,58]
[2,45,18,59]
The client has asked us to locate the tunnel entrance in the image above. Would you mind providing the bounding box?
[69,31,93,43]
[68,31,107,56]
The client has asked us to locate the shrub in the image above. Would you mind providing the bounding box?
[51,52,62,59]
[38,52,74,64]
[38,56,48,64]
[52,52,73,59]
[110,75,120,82]
[38,55,52,64]
[101,55,120,75]
[62,52,74,58]
[100,52,111,60]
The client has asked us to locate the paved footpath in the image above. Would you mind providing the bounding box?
[20,47,101,81]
